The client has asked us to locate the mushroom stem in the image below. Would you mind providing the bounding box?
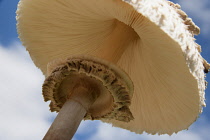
[43,84,99,140]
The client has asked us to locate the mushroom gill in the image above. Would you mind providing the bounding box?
[17,0,142,73]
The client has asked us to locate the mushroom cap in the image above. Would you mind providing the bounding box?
[17,0,208,135]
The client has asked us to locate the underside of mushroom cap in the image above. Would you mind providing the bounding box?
[43,55,134,122]
[17,0,209,135]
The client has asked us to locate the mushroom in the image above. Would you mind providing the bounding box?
[16,0,209,139]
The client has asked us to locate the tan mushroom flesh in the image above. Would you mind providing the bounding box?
[17,0,209,137]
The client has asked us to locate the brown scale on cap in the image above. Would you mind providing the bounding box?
[42,56,134,122]
[167,1,181,9]
[203,59,210,74]
[202,59,210,89]
[167,1,200,35]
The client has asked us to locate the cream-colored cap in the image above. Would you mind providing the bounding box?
[17,0,209,135]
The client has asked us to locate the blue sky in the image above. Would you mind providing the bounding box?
[0,0,210,140]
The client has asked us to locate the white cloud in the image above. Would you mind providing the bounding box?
[0,42,56,140]
[175,0,210,36]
